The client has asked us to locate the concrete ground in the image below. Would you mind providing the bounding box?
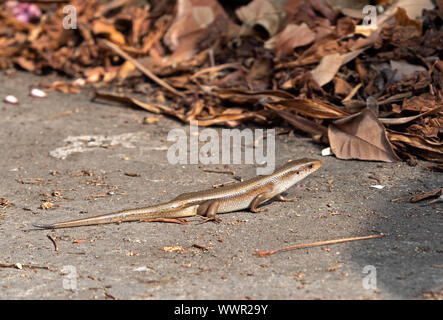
[0,71,441,300]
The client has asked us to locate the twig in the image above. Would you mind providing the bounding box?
[48,110,73,120]
[101,39,185,98]
[191,62,241,79]
[0,262,53,270]
[253,234,384,257]
[202,168,235,175]
[409,188,442,203]
[47,234,59,252]
[104,289,117,300]
[192,244,209,251]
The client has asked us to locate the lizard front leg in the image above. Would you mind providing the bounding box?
[249,192,275,213]
[275,194,299,202]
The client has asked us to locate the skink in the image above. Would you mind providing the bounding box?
[33,158,322,229]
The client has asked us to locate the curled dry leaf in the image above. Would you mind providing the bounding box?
[328,108,401,162]
[236,0,283,38]
[379,105,443,125]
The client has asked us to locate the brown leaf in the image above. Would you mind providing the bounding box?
[265,23,316,57]
[236,0,283,38]
[395,0,435,20]
[94,91,186,122]
[379,105,443,125]
[13,56,35,71]
[47,81,80,94]
[394,7,422,35]
[268,99,349,119]
[334,77,352,97]
[311,49,365,86]
[387,130,443,163]
[328,108,400,162]
[195,112,260,127]
[92,20,126,45]
[401,94,440,113]
[214,88,295,104]
[268,106,328,138]
[163,0,227,63]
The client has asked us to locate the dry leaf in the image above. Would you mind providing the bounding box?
[379,105,443,125]
[13,56,35,71]
[163,0,227,63]
[395,0,435,19]
[269,106,328,138]
[311,50,365,86]
[329,108,400,162]
[94,91,186,121]
[268,99,349,119]
[92,20,126,45]
[236,0,283,38]
[265,23,316,57]
[387,131,443,163]
[214,88,295,104]
[334,77,352,97]
[48,81,80,94]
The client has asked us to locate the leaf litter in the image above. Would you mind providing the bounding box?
[0,0,441,163]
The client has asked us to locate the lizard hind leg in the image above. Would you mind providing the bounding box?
[197,200,221,223]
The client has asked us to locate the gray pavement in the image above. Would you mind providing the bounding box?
[0,72,441,299]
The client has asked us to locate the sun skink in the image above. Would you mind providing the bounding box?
[33,158,322,229]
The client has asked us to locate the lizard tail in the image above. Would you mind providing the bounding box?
[32,203,199,229]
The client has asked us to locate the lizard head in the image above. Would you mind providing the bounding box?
[274,158,322,191]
